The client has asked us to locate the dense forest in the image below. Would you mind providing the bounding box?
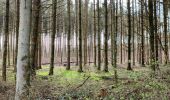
[0,0,170,99]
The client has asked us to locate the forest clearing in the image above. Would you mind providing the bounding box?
[0,0,170,99]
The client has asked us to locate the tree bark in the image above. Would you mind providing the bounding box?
[148,0,155,71]
[78,0,83,72]
[66,0,71,70]
[141,0,145,66]
[2,0,9,81]
[30,0,41,76]
[93,0,96,67]
[15,0,32,99]
[49,0,57,75]
[104,0,108,72]
[75,0,79,66]
[154,0,159,68]
[163,0,169,64]
[97,0,101,70]
[127,0,132,70]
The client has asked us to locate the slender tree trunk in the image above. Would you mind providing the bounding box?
[93,0,96,67]
[159,0,162,64]
[75,0,79,66]
[112,0,118,83]
[132,0,135,65]
[127,0,132,70]
[78,0,83,72]
[148,0,155,71]
[2,0,9,81]
[163,0,169,64]
[104,0,108,72]
[83,0,88,66]
[97,0,101,70]
[114,0,118,68]
[154,0,159,68]
[66,0,71,70]
[141,0,145,66]
[120,0,123,64]
[30,0,41,76]
[110,0,115,66]
[49,0,57,75]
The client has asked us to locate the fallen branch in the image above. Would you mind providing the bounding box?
[75,76,90,89]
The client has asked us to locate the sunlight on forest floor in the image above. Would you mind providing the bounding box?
[0,65,170,99]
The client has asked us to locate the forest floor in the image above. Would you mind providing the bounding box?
[0,64,170,100]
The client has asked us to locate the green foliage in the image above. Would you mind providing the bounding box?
[145,81,167,90]
[37,66,113,83]
[1,65,170,99]
[128,71,143,80]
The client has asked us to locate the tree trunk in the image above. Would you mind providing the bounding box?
[75,0,79,66]
[127,0,132,70]
[49,0,57,75]
[120,0,123,64]
[97,0,101,70]
[15,0,32,99]
[2,0,9,81]
[30,0,41,76]
[83,0,88,66]
[141,0,145,66]
[66,0,71,70]
[93,0,96,67]
[104,0,108,72]
[163,0,169,64]
[78,0,83,72]
[154,0,159,68]
[148,0,155,71]
[132,0,135,66]
[110,0,115,67]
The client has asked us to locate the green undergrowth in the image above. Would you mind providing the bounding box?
[35,65,170,99]
[1,65,170,99]
[37,66,113,85]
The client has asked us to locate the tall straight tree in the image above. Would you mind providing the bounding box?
[66,0,71,70]
[120,0,123,64]
[30,0,41,76]
[14,0,20,72]
[141,0,145,66]
[132,0,135,65]
[110,0,118,83]
[115,0,118,67]
[97,0,101,70]
[110,0,115,67]
[163,0,169,64]
[154,0,159,68]
[75,0,79,66]
[49,0,57,75]
[78,0,83,72]
[84,0,88,65]
[2,0,9,81]
[104,0,108,72]
[127,0,132,70]
[148,0,155,71]
[15,0,32,99]
[93,0,97,67]
[110,0,116,67]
